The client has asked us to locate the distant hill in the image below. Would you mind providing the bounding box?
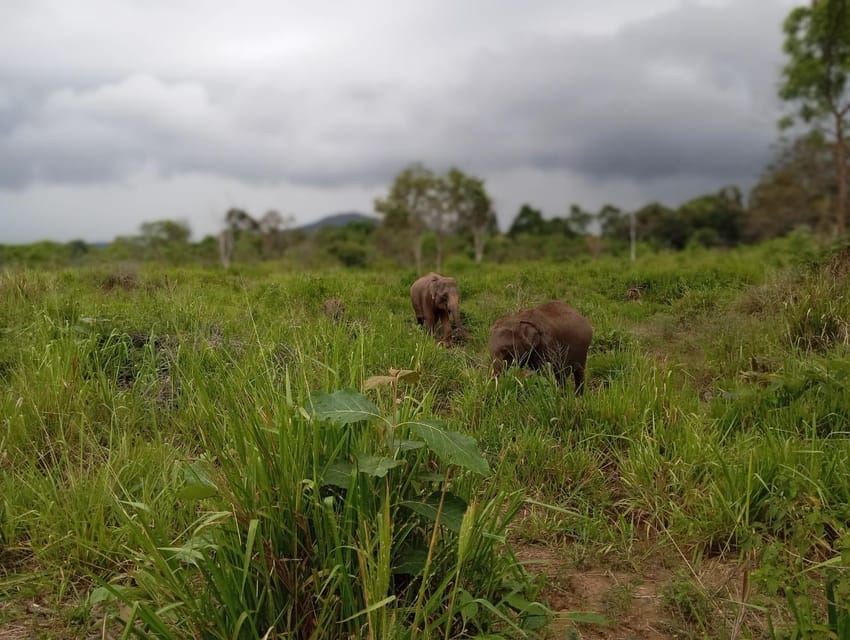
[297,212,380,235]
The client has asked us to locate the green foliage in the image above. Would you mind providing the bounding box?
[747,132,835,240]
[313,221,377,267]
[507,204,578,239]
[96,385,537,639]
[780,1,850,121]
[2,239,850,638]
[374,164,497,270]
[779,0,850,235]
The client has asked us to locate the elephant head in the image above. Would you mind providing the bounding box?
[429,277,464,333]
[489,319,541,375]
[488,300,592,394]
[490,300,593,394]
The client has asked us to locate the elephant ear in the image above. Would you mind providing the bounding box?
[515,320,541,353]
[430,279,448,304]
[428,279,439,302]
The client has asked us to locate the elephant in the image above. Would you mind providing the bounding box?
[410,272,466,342]
[488,300,592,394]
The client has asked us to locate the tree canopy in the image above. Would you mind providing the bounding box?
[780,0,850,235]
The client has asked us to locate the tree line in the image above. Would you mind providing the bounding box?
[0,171,817,270]
[0,153,840,269]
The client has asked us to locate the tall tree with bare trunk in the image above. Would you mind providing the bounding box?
[374,164,440,273]
[780,0,850,236]
[447,168,497,264]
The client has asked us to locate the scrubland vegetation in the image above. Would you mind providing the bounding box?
[1,232,849,639]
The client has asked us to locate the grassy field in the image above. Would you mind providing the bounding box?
[2,233,850,639]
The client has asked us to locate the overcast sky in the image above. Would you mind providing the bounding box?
[1,0,797,243]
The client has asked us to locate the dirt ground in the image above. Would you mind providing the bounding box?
[516,544,760,640]
[0,544,764,640]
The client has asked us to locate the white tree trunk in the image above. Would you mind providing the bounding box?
[219,229,234,269]
[435,233,444,273]
[473,229,487,264]
[413,234,423,274]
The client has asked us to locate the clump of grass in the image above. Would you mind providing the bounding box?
[660,570,722,637]
[98,269,139,292]
[101,375,546,639]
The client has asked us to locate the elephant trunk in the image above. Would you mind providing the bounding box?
[448,295,465,332]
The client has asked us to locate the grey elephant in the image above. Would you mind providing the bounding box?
[410,272,466,342]
[488,300,592,394]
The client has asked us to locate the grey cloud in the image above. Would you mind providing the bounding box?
[422,0,785,183]
[0,0,790,202]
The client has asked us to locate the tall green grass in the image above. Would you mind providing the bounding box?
[2,236,849,638]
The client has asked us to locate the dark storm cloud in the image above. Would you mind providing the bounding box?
[0,0,790,195]
[424,0,785,183]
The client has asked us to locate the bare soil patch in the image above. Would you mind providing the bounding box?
[517,544,760,640]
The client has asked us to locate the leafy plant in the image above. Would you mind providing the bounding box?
[100,387,545,639]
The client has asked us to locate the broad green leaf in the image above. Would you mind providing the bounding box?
[90,584,140,604]
[415,472,446,483]
[388,438,425,453]
[322,461,355,488]
[401,493,468,533]
[308,390,379,425]
[355,454,402,478]
[177,462,218,500]
[159,532,217,566]
[504,593,533,611]
[89,586,114,604]
[457,589,479,624]
[520,604,550,631]
[410,419,489,475]
[393,546,428,575]
[177,483,218,500]
[160,544,205,565]
[505,594,550,630]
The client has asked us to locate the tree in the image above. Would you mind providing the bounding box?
[219,208,259,268]
[508,204,546,236]
[678,186,746,247]
[446,168,498,264]
[596,205,636,260]
[421,174,458,272]
[313,220,376,268]
[375,164,443,273]
[747,131,835,239]
[259,209,295,259]
[66,239,89,261]
[780,0,850,235]
[567,204,594,235]
[634,203,690,250]
[218,229,234,269]
[225,208,260,234]
[139,219,191,261]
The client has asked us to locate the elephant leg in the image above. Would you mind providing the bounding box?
[422,308,437,333]
[573,365,585,395]
[439,313,452,341]
[554,365,570,386]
